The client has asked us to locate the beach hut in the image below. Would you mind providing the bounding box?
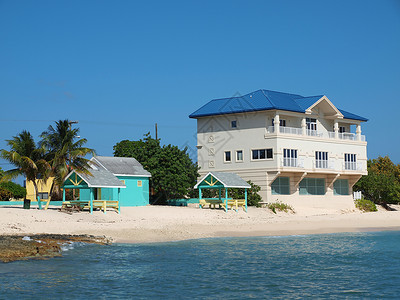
[194,172,251,212]
[61,156,151,213]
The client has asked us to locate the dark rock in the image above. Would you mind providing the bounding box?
[0,234,111,263]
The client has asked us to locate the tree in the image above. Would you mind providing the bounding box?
[40,120,95,200]
[0,166,4,180]
[228,180,262,207]
[0,130,50,201]
[0,181,26,199]
[113,133,199,203]
[354,156,400,208]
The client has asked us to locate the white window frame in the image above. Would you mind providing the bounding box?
[283,149,298,167]
[315,151,328,169]
[272,118,286,127]
[344,153,357,170]
[251,148,273,161]
[224,151,232,163]
[236,150,243,162]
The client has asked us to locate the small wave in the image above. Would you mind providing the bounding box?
[60,242,86,252]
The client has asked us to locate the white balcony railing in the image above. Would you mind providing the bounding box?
[306,129,323,137]
[344,161,363,171]
[266,127,366,141]
[282,157,304,168]
[314,160,334,170]
[267,126,302,135]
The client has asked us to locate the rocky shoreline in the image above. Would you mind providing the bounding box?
[0,234,111,263]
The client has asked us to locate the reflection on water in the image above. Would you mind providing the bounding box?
[1,231,400,299]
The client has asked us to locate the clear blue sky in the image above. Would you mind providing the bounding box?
[1,0,399,175]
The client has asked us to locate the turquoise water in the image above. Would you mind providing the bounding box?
[2,231,400,299]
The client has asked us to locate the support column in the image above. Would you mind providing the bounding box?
[301,118,306,136]
[118,188,120,213]
[225,188,228,212]
[356,124,362,141]
[90,188,93,214]
[334,120,339,139]
[274,113,280,133]
[62,189,65,202]
[245,189,248,212]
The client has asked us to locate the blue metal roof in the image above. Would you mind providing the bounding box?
[189,89,368,122]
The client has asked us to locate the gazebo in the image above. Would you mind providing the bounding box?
[194,172,251,212]
[61,166,125,214]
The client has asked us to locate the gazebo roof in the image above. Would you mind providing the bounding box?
[194,172,250,189]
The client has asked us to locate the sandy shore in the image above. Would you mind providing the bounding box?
[1,204,400,243]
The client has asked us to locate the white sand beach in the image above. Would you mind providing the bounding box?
[1,204,400,243]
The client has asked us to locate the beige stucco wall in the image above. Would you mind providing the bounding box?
[196,109,367,206]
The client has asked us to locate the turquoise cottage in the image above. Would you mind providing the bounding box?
[62,156,151,207]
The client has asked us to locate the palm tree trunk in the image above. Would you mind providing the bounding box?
[32,180,39,202]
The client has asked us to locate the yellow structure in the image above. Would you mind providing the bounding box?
[25,177,54,201]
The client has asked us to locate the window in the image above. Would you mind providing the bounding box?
[333,179,349,195]
[231,120,237,128]
[252,148,273,160]
[306,118,317,135]
[38,192,48,200]
[271,177,290,195]
[236,150,243,162]
[315,151,328,169]
[299,178,325,195]
[137,180,143,187]
[272,119,286,127]
[344,153,357,170]
[283,149,298,167]
[224,151,231,162]
[339,126,346,133]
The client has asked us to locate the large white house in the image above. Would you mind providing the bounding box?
[189,89,368,209]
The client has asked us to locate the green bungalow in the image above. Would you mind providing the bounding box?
[62,156,151,213]
[194,171,250,212]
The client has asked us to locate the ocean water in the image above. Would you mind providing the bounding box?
[1,231,400,299]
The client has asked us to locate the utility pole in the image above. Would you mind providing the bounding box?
[155,123,158,140]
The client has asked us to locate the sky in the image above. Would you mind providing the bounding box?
[1,0,399,177]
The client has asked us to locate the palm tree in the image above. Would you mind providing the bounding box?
[40,120,95,200]
[0,131,50,201]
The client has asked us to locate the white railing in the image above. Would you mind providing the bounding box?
[280,126,302,135]
[344,161,363,171]
[282,157,304,168]
[267,126,302,135]
[339,132,356,141]
[314,160,334,169]
[328,132,336,139]
[266,127,366,142]
[306,129,323,137]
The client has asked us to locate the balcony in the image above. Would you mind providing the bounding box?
[281,158,304,168]
[344,161,363,171]
[267,126,366,142]
[314,160,335,170]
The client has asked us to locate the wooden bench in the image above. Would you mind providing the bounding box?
[61,200,90,210]
[92,200,120,214]
[199,199,223,209]
[227,199,247,212]
[61,200,119,214]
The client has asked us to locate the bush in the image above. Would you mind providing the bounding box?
[229,181,262,207]
[0,182,26,199]
[267,202,295,214]
[355,198,377,212]
[0,187,12,201]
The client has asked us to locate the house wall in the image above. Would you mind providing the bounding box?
[25,177,54,201]
[195,109,367,208]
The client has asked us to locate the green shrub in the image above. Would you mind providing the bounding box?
[0,187,12,201]
[229,180,262,207]
[355,198,377,212]
[267,202,294,214]
[0,182,26,199]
